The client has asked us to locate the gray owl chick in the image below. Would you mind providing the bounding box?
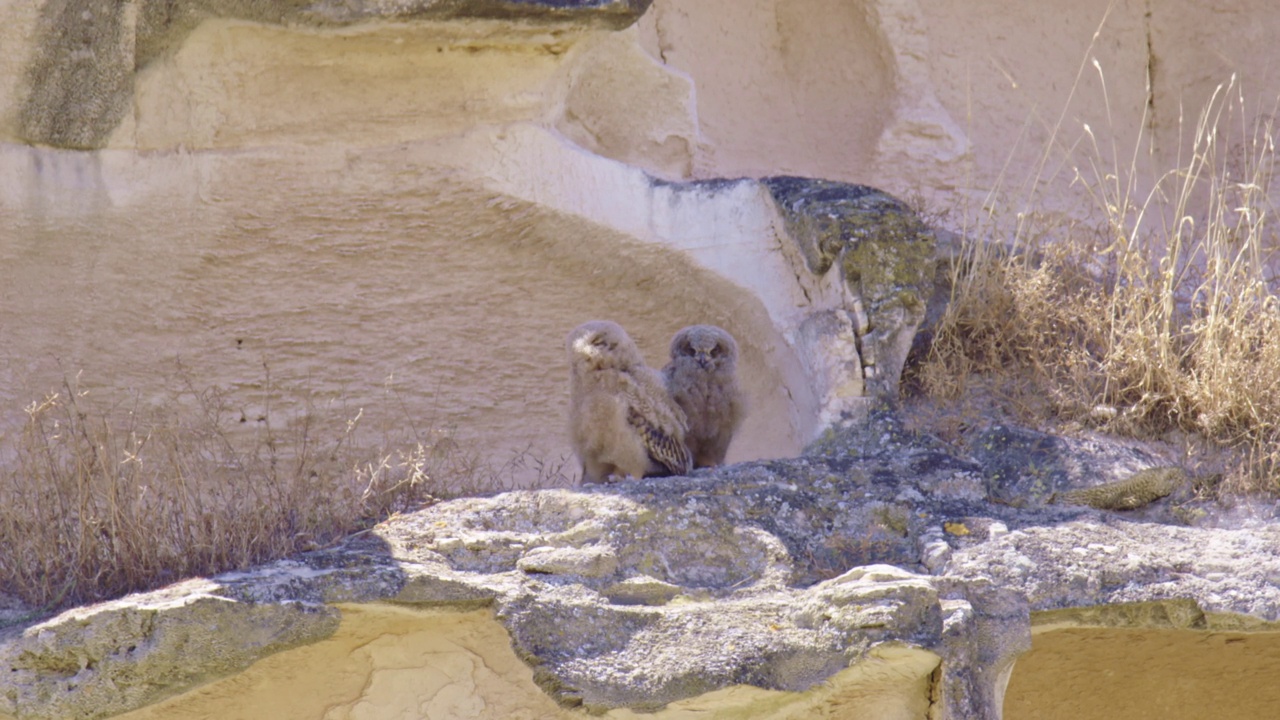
[662,324,746,468]
[567,320,693,483]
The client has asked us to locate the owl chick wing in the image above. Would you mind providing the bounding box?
[625,368,693,476]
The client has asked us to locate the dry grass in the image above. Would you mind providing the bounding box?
[0,372,570,612]
[915,71,1280,496]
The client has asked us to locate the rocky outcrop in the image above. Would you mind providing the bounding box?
[764,178,935,401]
[0,582,339,720]
[5,412,1280,719]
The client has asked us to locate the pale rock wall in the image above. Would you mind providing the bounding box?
[5,0,1280,479]
[636,0,896,181]
[0,138,812,476]
[556,28,702,179]
[638,0,1280,220]
[0,10,811,477]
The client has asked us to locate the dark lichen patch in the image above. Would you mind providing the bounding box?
[761,176,935,397]
[908,450,981,477]
[302,0,653,27]
[18,0,135,149]
[761,176,932,279]
[646,176,754,193]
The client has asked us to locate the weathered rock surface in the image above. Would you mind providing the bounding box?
[6,7,1280,716]
[0,581,339,720]
[764,177,935,401]
[0,131,931,481]
[16,0,651,149]
[6,411,1280,719]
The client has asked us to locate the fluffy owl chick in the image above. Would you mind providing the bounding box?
[567,320,693,483]
[662,325,746,468]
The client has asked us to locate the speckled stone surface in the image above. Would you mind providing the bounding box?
[763,178,935,399]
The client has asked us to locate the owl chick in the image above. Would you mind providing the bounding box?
[662,324,746,468]
[567,320,693,483]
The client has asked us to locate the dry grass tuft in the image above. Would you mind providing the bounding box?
[916,73,1280,495]
[0,373,570,612]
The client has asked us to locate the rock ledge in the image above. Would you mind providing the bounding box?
[4,414,1280,719]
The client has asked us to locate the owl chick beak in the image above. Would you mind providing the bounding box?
[573,336,601,360]
[694,350,712,369]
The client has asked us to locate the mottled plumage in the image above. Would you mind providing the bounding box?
[662,325,746,468]
[567,320,693,483]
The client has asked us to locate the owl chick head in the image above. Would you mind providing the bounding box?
[567,320,643,371]
[670,324,738,371]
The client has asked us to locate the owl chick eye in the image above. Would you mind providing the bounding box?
[710,346,723,357]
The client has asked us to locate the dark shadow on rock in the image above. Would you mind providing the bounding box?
[969,424,1164,508]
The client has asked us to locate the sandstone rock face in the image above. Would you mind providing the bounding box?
[0,0,929,479]
[4,0,1277,479]
[5,415,1280,719]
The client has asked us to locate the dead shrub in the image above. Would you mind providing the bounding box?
[0,373,570,611]
[917,72,1280,496]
